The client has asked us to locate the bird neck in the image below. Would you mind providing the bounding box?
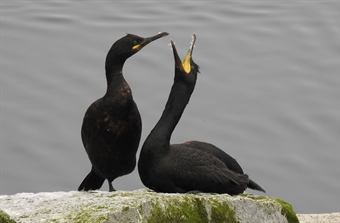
[105,62,125,86]
[147,79,195,149]
[104,70,133,102]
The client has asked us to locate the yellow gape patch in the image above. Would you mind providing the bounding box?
[182,53,191,73]
[132,44,141,50]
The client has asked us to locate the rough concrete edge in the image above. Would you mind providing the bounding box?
[0,191,296,223]
[106,192,239,223]
[297,213,340,223]
[275,198,299,223]
[0,209,16,223]
[2,190,326,223]
[113,191,294,223]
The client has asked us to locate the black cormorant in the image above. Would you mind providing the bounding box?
[138,34,265,195]
[79,32,169,192]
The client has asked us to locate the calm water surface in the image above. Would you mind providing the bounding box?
[2,1,340,214]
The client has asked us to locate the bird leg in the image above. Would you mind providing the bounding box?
[108,181,116,192]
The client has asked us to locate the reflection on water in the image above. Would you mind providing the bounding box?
[2,1,340,214]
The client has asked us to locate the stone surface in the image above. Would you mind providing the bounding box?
[0,189,298,223]
[297,213,340,223]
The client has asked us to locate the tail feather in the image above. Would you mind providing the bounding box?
[78,167,105,191]
[248,179,266,193]
[227,174,249,195]
[239,174,250,190]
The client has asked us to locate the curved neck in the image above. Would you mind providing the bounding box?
[105,62,125,87]
[147,78,196,148]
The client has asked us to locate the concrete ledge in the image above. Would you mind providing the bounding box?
[1,189,299,223]
[297,213,340,223]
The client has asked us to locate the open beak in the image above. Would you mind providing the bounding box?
[171,34,196,74]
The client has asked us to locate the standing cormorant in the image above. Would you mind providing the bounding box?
[138,34,265,195]
[78,32,169,192]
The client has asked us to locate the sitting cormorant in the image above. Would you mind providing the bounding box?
[138,34,265,195]
[78,32,169,192]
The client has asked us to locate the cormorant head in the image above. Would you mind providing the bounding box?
[106,32,169,72]
[171,34,200,82]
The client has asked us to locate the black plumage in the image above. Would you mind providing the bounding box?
[178,141,265,193]
[78,32,168,192]
[138,34,265,195]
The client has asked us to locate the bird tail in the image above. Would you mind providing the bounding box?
[239,174,250,189]
[248,179,266,193]
[228,174,249,195]
[78,167,105,191]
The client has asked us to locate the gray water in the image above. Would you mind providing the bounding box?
[2,1,340,214]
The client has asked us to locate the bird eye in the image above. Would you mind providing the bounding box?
[133,40,138,46]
